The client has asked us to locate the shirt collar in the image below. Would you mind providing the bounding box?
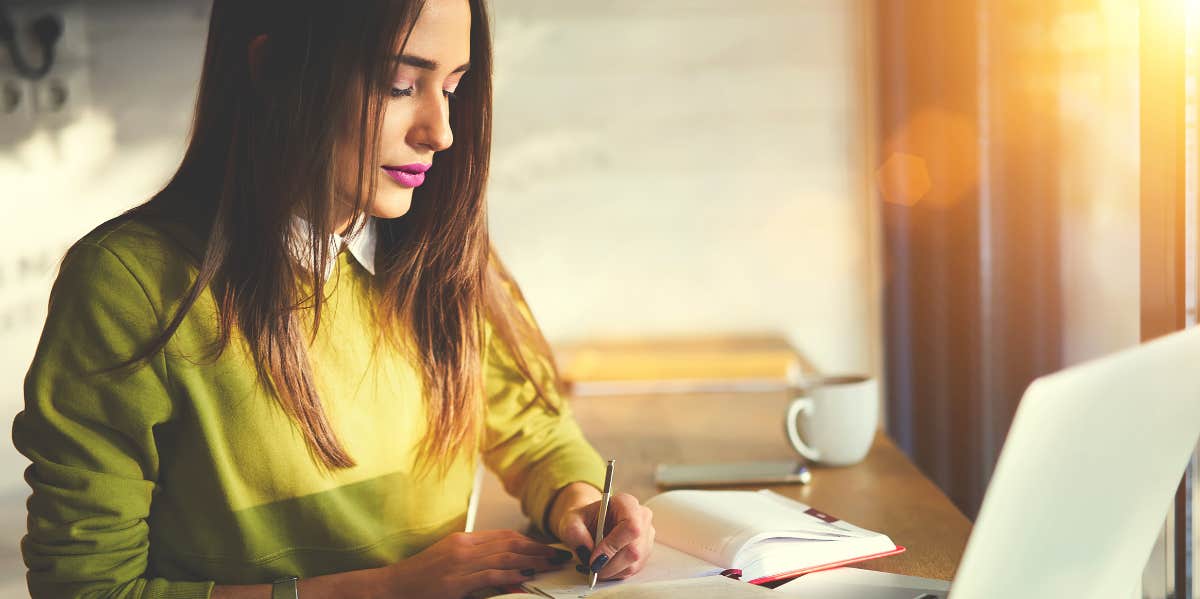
[289,213,377,280]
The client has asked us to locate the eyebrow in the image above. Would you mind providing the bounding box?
[395,54,471,74]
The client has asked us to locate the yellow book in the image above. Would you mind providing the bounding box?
[553,335,812,396]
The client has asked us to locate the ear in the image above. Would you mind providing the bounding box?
[247,33,269,87]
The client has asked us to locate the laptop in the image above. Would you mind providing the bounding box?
[780,326,1200,599]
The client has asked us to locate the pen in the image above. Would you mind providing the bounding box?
[589,459,615,590]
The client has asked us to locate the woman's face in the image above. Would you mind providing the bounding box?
[336,0,471,232]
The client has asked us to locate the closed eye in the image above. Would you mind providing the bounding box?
[390,86,457,101]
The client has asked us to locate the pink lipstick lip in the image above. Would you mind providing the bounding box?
[382,166,425,188]
[382,163,431,174]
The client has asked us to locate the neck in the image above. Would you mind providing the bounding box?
[295,206,358,237]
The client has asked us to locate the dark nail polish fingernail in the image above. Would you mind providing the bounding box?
[521,568,536,577]
[575,564,588,573]
[589,554,609,574]
[551,548,573,564]
[575,545,591,563]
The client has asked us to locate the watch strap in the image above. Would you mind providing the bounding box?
[272,576,298,599]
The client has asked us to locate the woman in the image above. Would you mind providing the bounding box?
[12,0,655,597]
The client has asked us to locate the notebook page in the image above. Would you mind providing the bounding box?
[729,492,894,575]
[645,490,877,566]
[523,543,722,599]
[734,534,896,581]
[756,490,879,537]
[589,575,778,599]
[643,491,768,566]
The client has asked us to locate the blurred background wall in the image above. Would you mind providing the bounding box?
[488,0,876,372]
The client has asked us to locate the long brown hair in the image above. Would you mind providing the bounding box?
[109,0,561,475]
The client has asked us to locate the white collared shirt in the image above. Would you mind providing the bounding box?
[289,213,377,281]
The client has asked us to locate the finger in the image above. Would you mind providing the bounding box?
[556,511,596,564]
[456,568,536,594]
[601,542,652,580]
[601,528,654,581]
[596,505,654,580]
[463,529,537,545]
[605,565,637,580]
[475,533,562,560]
[589,496,648,571]
[477,551,566,573]
[601,494,640,533]
[548,546,576,565]
[596,539,648,580]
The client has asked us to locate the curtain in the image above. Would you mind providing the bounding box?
[874,1,1194,595]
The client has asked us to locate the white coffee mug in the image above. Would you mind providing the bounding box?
[784,375,878,466]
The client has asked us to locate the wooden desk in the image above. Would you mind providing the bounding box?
[474,391,971,582]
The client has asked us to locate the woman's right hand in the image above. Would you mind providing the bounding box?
[377,529,574,598]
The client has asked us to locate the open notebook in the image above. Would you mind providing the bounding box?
[522,489,903,598]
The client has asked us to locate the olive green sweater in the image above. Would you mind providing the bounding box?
[12,218,605,598]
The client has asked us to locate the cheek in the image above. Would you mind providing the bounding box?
[379,103,412,148]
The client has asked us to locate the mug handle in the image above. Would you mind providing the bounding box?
[785,397,822,462]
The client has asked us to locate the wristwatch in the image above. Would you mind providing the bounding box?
[272,576,299,599]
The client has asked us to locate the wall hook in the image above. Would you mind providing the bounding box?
[0,1,63,81]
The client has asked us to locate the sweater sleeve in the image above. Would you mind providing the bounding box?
[12,242,214,599]
[480,298,606,538]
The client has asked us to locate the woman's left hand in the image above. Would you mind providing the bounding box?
[549,483,656,581]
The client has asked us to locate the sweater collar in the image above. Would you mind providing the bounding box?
[289,213,377,280]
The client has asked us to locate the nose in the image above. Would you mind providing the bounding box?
[406,92,454,153]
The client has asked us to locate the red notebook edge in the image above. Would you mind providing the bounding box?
[746,544,908,585]
[499,545,909,594]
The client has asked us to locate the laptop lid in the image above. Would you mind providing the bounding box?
[950,327,1200,598]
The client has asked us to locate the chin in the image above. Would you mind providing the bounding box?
[371,189,414,219]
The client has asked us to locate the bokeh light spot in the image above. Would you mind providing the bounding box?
[876,152,932,207]
[879,108,980,208]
